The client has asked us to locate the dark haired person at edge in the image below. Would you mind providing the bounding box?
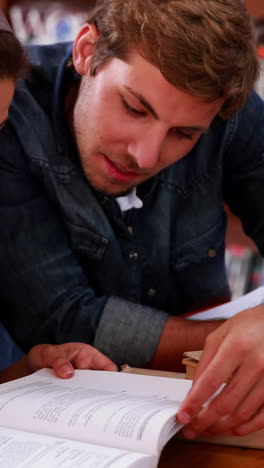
[0,10,117,382]
[0,0,264,439]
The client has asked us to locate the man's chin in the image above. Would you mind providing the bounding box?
[88,179,137,198]
[101,187,135,197]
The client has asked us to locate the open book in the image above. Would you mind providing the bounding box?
[0,368,192,467]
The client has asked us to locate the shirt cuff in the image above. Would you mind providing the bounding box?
[93,296,168,367]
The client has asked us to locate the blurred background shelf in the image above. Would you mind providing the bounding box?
[0,0,263,17]
[245,0,264,17]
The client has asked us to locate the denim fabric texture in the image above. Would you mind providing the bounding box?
[0,42,264,367]
[0,322,24,371]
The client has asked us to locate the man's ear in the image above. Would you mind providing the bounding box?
[73,23,99,76]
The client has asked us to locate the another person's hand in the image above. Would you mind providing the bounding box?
[177,305,264,438]
[27,343,118,378]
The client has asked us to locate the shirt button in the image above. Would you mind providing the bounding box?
[147,288,156,297]
[208,249,216,257]
[101,196,109,205]
[128,226,134,235]
[129,251,138,260]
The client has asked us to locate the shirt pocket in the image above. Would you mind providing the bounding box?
[66,222,108,262]
[172,220,225,270]
[171,220,230,308]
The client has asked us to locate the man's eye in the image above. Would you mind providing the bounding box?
[170,128,194,140]
[122,98,146,117]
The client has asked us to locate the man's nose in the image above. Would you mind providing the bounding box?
[127,128,165,169]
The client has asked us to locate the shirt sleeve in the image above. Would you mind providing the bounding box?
[94,297,168,367]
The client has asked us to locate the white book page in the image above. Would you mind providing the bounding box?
[0,426,155,468]
[186,286,264,321]
[0,370,192,457]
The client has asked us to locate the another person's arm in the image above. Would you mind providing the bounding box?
[0,342,118,383]
[177,304,264,438]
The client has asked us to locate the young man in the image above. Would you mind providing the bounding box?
[0,0,263,437]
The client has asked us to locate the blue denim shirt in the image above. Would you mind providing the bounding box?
[0,42,264,367]
[0,322,24,371]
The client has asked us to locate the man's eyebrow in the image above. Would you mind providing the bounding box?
[124,86,210,132]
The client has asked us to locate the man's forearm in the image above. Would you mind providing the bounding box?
[0,357,32,384]
[148,316,224,371]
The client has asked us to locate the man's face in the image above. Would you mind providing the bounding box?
[72,50,223,196]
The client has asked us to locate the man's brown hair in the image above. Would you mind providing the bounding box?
[0,10,28,82]
[87,0,258,119]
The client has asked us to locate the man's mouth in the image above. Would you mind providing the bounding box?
[103,154,139,182]
[113,161,137,175]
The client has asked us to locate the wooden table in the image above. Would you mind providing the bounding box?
[159,439,264,467]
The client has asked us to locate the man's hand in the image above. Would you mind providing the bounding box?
[27,343,118,378]
[0,343,118,383]
[177,305,264,438]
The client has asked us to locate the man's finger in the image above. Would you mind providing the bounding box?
[193,332,222,382]
[177,338,242,424]
[36,345,76,378]
[27,343,118,377]
[231,403,264,436]
[49,358,75,378]
[180,351,264,437]
[72,346,118,371]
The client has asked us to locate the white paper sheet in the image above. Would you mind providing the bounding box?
[186,286,264,321]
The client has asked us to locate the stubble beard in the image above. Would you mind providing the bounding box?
[79,150,140,197]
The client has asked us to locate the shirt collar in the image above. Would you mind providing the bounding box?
[116,187,143,212]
